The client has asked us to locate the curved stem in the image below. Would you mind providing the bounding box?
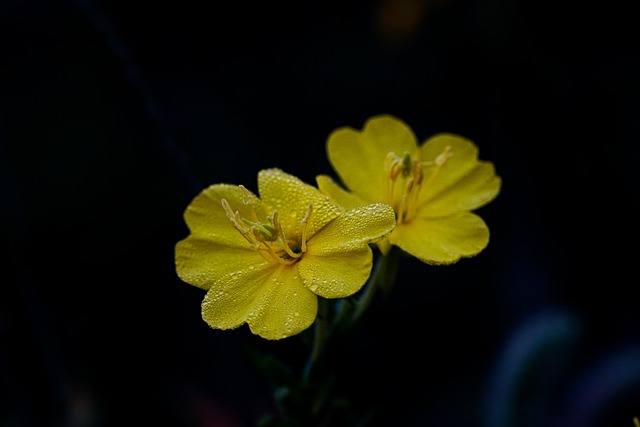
[331,297,355,332]
[351,246,399,325]
[303,297,329,382]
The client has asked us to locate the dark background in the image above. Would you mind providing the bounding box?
[2,0,640,426]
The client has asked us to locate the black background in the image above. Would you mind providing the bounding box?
[2,0,640,426]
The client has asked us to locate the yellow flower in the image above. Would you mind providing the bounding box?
[175,168,396,340]
[317,114,501,265]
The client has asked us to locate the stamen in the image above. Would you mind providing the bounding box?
[221,196,304,266]
[221,198,241,228]
[382,147,452,224]
[435,145,453,166]
[239,185,260,222]
[260,238,293,265]
[384,152,402,180]
[405,159,424,220]
[273,211,300,259]
[411,158,424,185]
[299,204,312,253]
[421,145,453,194]
[221,198,257,246]
[396,176,413,223]
[385,152,404,204]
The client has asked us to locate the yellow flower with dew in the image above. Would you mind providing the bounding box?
[175,168,396,340]
[317,114,501,265]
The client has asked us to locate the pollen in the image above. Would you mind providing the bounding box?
[221,191,312,265]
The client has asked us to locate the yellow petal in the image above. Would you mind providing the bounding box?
[417,133,501,215]
[200,262,275,331]
[257,168,343,237]
[421,162,501,216]
[299,203,396,298]
[201,264,317,340]
[316,174,369,210]
[326,115,419,203]
[298,247,373,298]
[176,184,269,290]
[182,183,266,242]
[175,237,264,290]
[390,212,490,265]
[307,203,396,255]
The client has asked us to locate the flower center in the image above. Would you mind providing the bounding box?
[221,186,312,265]
[384,146,453,224]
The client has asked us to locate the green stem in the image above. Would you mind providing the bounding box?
[351,246,399,325]
[331,297,355,331]
[303,297,328,382]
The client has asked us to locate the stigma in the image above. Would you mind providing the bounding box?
[384,146,453,224]
[221,186,312,265]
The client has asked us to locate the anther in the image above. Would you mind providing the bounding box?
[435,145,453,166]
[385,152,404,181]
[299,204,312,253]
